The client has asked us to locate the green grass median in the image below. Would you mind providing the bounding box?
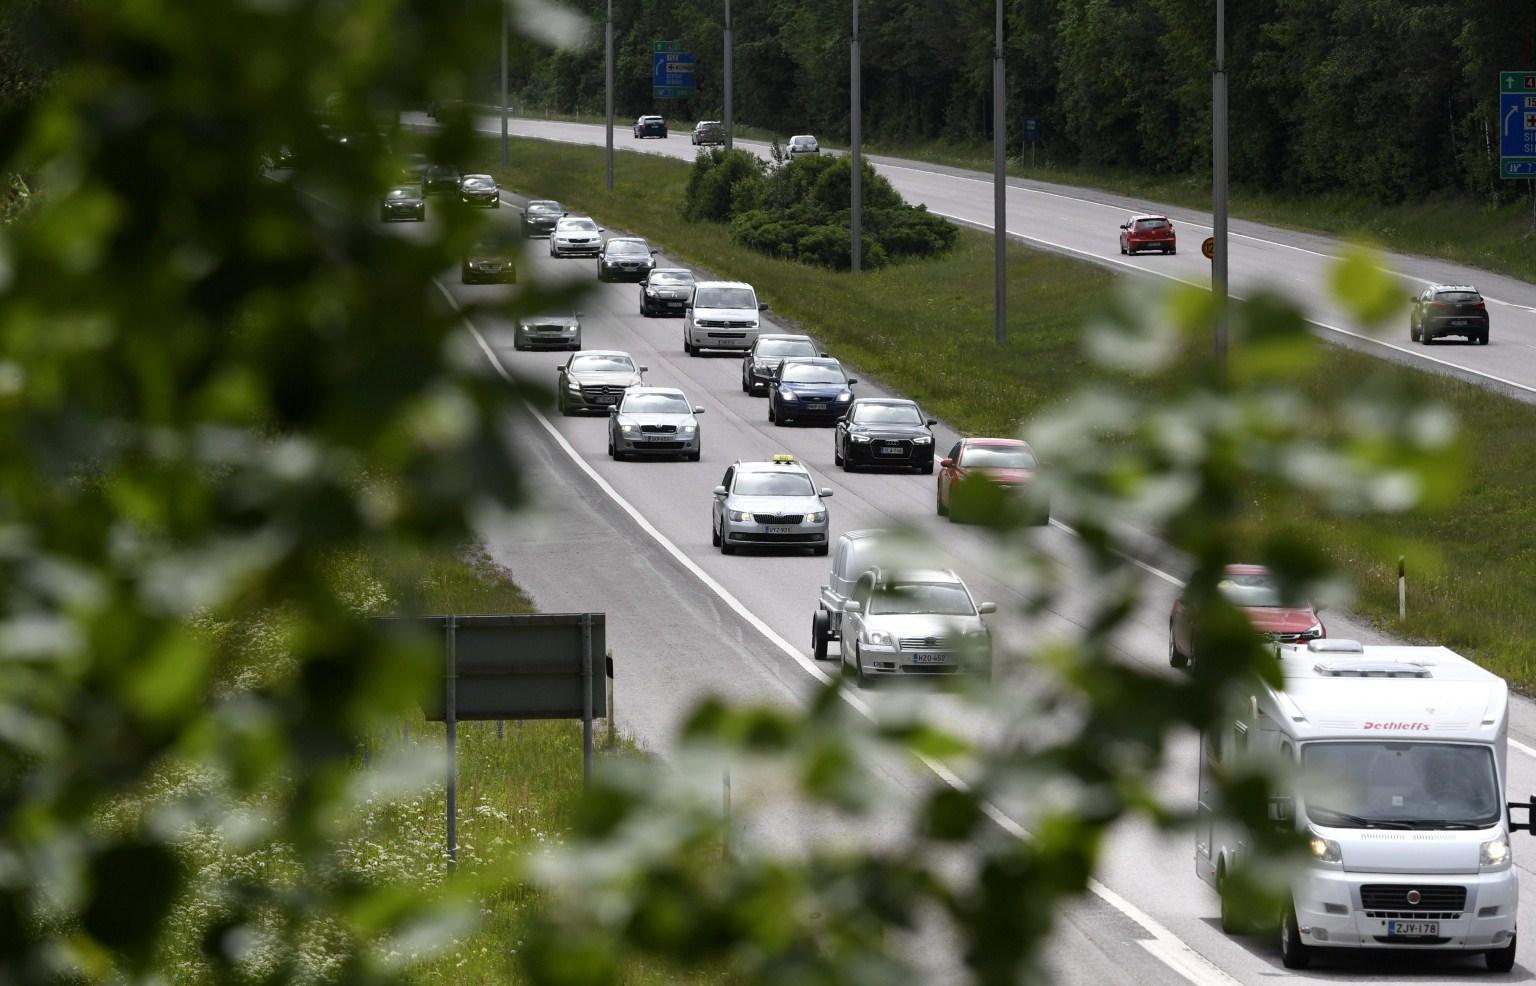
[465,135,1536,693]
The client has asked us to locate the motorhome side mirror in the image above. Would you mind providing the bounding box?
[940,458,954,468]
[1267,796,1294,824]
[693,406,705,414]
[712,485,728,497]
[843,601,862,615]
[638,365,649,373]
[1508,796,1536,833]
[819,488,834,498]
[977,602,997,614]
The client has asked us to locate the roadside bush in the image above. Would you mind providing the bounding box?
[684,150,953,270]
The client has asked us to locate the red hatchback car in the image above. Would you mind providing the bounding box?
[1168,564,1324,669]
[1119,214,1177,255]
[936,437,1047,525]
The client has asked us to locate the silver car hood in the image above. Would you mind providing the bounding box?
[726,494,824,514]
[616,412,695,427]
[861,612,984,638]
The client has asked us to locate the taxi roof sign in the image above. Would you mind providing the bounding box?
[771,453,796,463]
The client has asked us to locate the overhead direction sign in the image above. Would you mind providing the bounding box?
[1499,71,1536,179]
[653,41,696,99]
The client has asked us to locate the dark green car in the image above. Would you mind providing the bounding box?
[461,237,516,284]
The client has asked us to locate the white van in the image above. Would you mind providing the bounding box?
[1199,638,1526,971]
[683,281,766,356]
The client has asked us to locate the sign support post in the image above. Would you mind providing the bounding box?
[850,0,862,272]
[604,0,614,192]
[581,614,594,787]
[992,0,1006,346]
[1211,0,1229,375]
[444,614,458,872]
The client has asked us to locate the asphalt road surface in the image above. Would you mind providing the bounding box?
[404,111,1536,405]
[370,185,1536,984]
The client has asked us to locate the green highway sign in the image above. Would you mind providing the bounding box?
[1500,70,1536,179]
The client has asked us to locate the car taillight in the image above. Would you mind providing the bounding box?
[1472,301,1486,310]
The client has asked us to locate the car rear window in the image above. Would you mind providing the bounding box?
[1135,218,1170,229]
[1434,291,1482,304]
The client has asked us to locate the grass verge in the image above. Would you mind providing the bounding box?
[473,135,1536,692]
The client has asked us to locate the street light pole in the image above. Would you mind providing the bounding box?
[1212,0,1228,371]
[724,0,733,150]
[993,0,1006,345]
[605,0,614,192]
[500,2,509,167]
[850,0,862,272]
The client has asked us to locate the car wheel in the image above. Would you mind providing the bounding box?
[921,459,934,475]
[1486,934,1517,972]
[814,543,828,556]
[852,642,869,688]
[1420,329,1433,345]
[812,610,830,661]
[1479,330,1490,345]
[741,369,750,393]
[1168,625,1189,668]
[767,402,775,423]
[937,487,949,517]
[1217,862,1247,935]
[711,521,721,547]
[1119,242,1126,255]
[607,437,616,459]
[460,267,472,284]
[684,338,696,357]
[558,393,575,417]
[1278,900,1311,970]
[492,200,500,209]
[720,534,736,556]
[1410,320,1420,342]
[1169,246,1177,255]
[687,450,700,462]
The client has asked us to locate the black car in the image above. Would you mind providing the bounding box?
[399,152,429,182]
[461,237,516,284]
[597,237,657,282]
[769,358,857,425]
[741,334,824,393]
[691,121,725,146]
[422,163,461,195]
[379,185,425,222]
[834,398,937,473]
[633,115,668,138]
[1411,284,1489,345]
[639,268,695,317]
[459,173,501,208]
[522,199,564,238]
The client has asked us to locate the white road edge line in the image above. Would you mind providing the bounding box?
[438,281,1238,986]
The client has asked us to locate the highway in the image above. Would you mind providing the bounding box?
[380,185,1536,982]
[402,111,1536,404]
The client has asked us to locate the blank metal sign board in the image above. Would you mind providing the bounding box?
[381,613,607,721]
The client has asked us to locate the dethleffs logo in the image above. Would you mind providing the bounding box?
[1363,721,1431,731]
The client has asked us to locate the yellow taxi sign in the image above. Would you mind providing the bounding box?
[771,453,796,463]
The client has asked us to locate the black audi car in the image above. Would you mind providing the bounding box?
[521,199,564,238]
[834,398,937,473]
[633,115,667,138]
[639,268,695,317]
[597,237,657,282]
[458,173,501,208]
[422,163,460,195]
[741,334,823,393]
[768,358,857,426]
[379,185,425,222]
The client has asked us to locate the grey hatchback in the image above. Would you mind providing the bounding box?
[607,387,703,461]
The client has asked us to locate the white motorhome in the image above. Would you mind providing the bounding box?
[1198,638,1526,971]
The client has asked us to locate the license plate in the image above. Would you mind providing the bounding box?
[644,434,672,441]
[910,652,949,664]
[878,446,904,456]
[1386,921,1438,938]
[764,525,794,535]
[1450,319,1467,326]
[594,395,617,405]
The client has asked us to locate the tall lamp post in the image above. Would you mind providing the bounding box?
[724,0,733,150]
[500,2,509,166]
[604,0,614,192]
[1212,0,1228,370]
[992,0,1006,344]
[850,0,862,272]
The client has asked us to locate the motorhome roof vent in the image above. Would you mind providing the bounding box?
[1307,639,1363,653]
[1312,660,1431,679]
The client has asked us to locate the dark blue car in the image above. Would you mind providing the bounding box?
[767,358,857,426]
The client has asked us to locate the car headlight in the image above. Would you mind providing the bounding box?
[1308,829,1342,864]
[563,325,576,334]
[619,424,636,434]
[1302,622,1323,639]
[678,424,696,434]
[913,436,933,445]
[645,288,657,296]
[836,391,852,401]
[864,629,893,647]
[1481,834,1511,869]
[804,511,825,524]
[779,389,799,401]
[728,510,752,522]
[850,433,871,443]
[518,323,531,332]
[566,381,581,392]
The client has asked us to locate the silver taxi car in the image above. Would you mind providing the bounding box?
[711,454,832,556]
[608,387,703,461]
[839,567,996,685]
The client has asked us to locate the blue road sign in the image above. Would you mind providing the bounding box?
[1022,117,1041,143]
[1499,71,1536,180]
[652,49,696,99]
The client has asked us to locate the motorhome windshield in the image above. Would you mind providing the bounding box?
[1301,742,1501,829]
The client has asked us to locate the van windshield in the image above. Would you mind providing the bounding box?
[1301,742,1501,829]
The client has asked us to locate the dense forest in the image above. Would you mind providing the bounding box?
[501,0,1536,203]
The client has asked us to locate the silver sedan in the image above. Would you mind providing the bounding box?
[711,456,832,556]
[607,387,703,461]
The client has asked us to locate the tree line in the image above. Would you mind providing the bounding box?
[503,0,1534,203]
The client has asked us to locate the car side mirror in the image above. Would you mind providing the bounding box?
[598,227,606,232]
[846,377,858,385]
[1267,796,1294,824]
[758,303,769,311]
[608,406,619,415]
[926,418,938,426]
[651,249,659,255]
[693,406,705,414]
[977,602,997,614]
[820,351,830,357]
[638,365,649,373]
[712,485,728,497]
[940,458,954,468]
[843,601,862,615]
[819,488,834,498]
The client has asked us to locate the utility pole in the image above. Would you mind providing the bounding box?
[850,0,862,272]
[724,0,734,150]
[500,2,509,167]
[604,0,614,192]
[993,0,1006,344]
[1212,0,1229,372]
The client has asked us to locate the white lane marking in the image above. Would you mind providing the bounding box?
[1512,738,1536,760]
[439,282,1234,986]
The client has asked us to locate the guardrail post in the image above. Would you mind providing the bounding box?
[722,769,733,861]
[581,614,594,788]
[1398,556,1407,621]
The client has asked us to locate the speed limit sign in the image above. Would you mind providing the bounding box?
[1201,237,1215,260]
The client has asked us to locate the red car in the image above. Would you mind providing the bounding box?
[1168,564,1324,669]
[935,437,1047,525]
[1119,214,1177,256]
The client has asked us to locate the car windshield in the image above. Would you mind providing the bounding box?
[570,355,635,374]
[607,241,649,256]
[694,287,757,309]
[650,271,694,286]
[386,188,419,200]
[622,393,690,414]
[1301,742,1501,829]
[428,166,457,177]
[782,363,845,384]
[733,472,815,496]
[1135,218,1170,229]
[471,240,511,254]
[463,176,494,189]
[870,582,975,616]
[1435,291,1481,304]
[528,201,562,214]
[757,339,816,358]
[1216,571,1283,608]
[960,446,1037,469]
[560,219,599,232]
[853,403,923,425]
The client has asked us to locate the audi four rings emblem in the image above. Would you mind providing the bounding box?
[1406,889,1422,905]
